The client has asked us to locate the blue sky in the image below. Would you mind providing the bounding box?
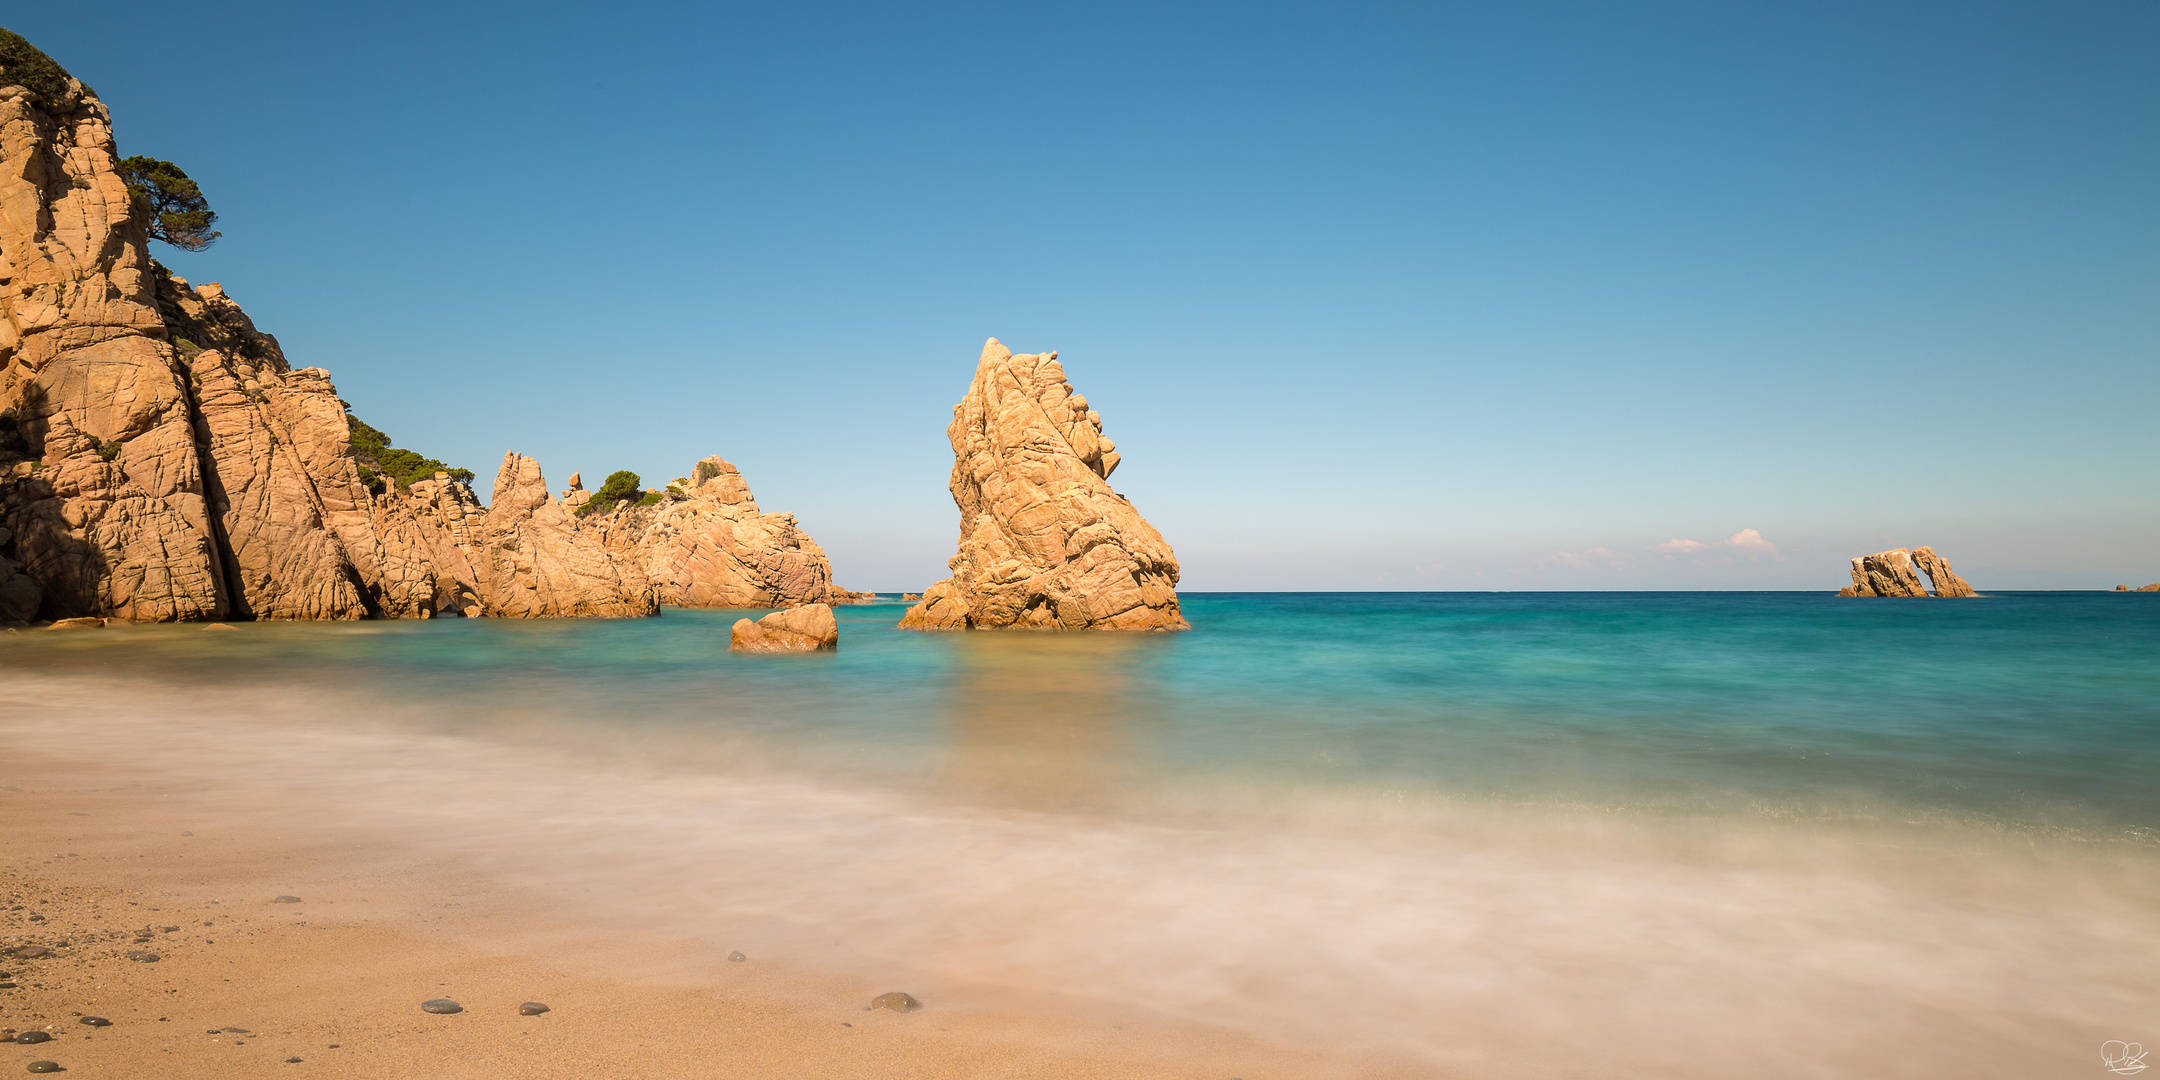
[18,2,2156,589]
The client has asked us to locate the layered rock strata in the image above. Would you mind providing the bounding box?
[899,338,1185,631]
[1839,547,1977,597]
[729,602,838,652]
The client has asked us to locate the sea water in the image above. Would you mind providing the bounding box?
[3,593,2156,1077]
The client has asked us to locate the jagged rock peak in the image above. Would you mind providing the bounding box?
[899,337,1185,631]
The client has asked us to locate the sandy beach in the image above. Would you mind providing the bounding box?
[1,747,1420,1080]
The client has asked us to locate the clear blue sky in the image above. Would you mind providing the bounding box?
[18,2,2156,590]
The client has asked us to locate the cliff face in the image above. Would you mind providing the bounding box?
[0,69,223,619]
[900,338,1185,631]
[0,41,840,622]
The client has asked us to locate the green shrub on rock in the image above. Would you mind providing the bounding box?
[345,412,473,490]
[576,470,643,516]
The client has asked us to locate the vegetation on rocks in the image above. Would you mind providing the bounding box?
[576,470,644,516]
[117,156,221,252]
[0,28,79,106]
[346,413,473,491]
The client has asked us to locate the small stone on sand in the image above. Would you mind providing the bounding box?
[517,1002,549,1016]
[728,951,747,962]
[869,992,922,1012]
[273,896,301,904]
[285,1058,302,1063]
[419,999,462,1014]
[26,1062,59,1073]
[16,1032,51,1044]
[8,946,52,959]
[76,1018,107,1028]
[124,951,159,962]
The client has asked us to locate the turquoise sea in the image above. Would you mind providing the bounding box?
[4,592,2156,1077]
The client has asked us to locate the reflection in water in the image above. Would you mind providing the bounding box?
[938,632,1166,811]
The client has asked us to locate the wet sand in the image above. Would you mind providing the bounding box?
[0,754,1414,1080]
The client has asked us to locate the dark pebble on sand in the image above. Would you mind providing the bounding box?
[16,1032,51,1044]
[869,992,922,1012]
[124,951,159,963]
[285,1058,302,1063]
[25,1062,59,1073]
[517,1002,549,1016]
[273,896,301,904]
[419,999,462,1014]
[7,947,52,959]
[76,1019,107,1028]
[728,951,747,962]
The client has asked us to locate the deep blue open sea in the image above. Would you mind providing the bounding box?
[4,592,2156,1077]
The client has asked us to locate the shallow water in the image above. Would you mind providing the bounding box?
[3,592,2156,1077]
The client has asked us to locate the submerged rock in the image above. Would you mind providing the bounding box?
[869,992,922,1013]
[727,950,747,962]
[272,896,301,903]
[730,603,839,652]
[900,339,1186,631]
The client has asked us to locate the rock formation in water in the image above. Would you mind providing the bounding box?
[0,33,848,623]
[1838,547,1977,597]
[899,338,1185,631]
[1908,546,1975,598]
[585,456,842,608]
[730,602,838,651]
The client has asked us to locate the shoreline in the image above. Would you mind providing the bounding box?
[0,750,1414,1080]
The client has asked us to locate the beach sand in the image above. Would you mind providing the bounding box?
[0,751,1418,1080]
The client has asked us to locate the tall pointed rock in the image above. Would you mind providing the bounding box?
[900,338,1186,631]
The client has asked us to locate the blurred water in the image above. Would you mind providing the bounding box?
[2,592,2156,1077]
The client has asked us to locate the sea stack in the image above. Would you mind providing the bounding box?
[1838,547,1977,597]
[899,338,1186,631]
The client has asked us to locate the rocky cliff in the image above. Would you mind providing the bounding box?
[0,49,224,620]
[900,338,1185,631]
[0,36,842,622]
[1839,547,1977,597]
[584,455,841,608]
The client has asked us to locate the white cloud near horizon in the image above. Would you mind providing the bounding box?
[1649,528,1780,559]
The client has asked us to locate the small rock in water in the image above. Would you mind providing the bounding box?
[203,623,234,632]
[869,992,922,1013]
[124,951,159,963]
[16,1031,51,1044]
[727,951,747,962]
[76,1018,108,1028]
[272,896,301,904]
[419,999,462,1014]
[517,1002,548,1016]
[26,1062,60,1074]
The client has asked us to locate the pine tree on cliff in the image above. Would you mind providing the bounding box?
[117,156,221,251]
